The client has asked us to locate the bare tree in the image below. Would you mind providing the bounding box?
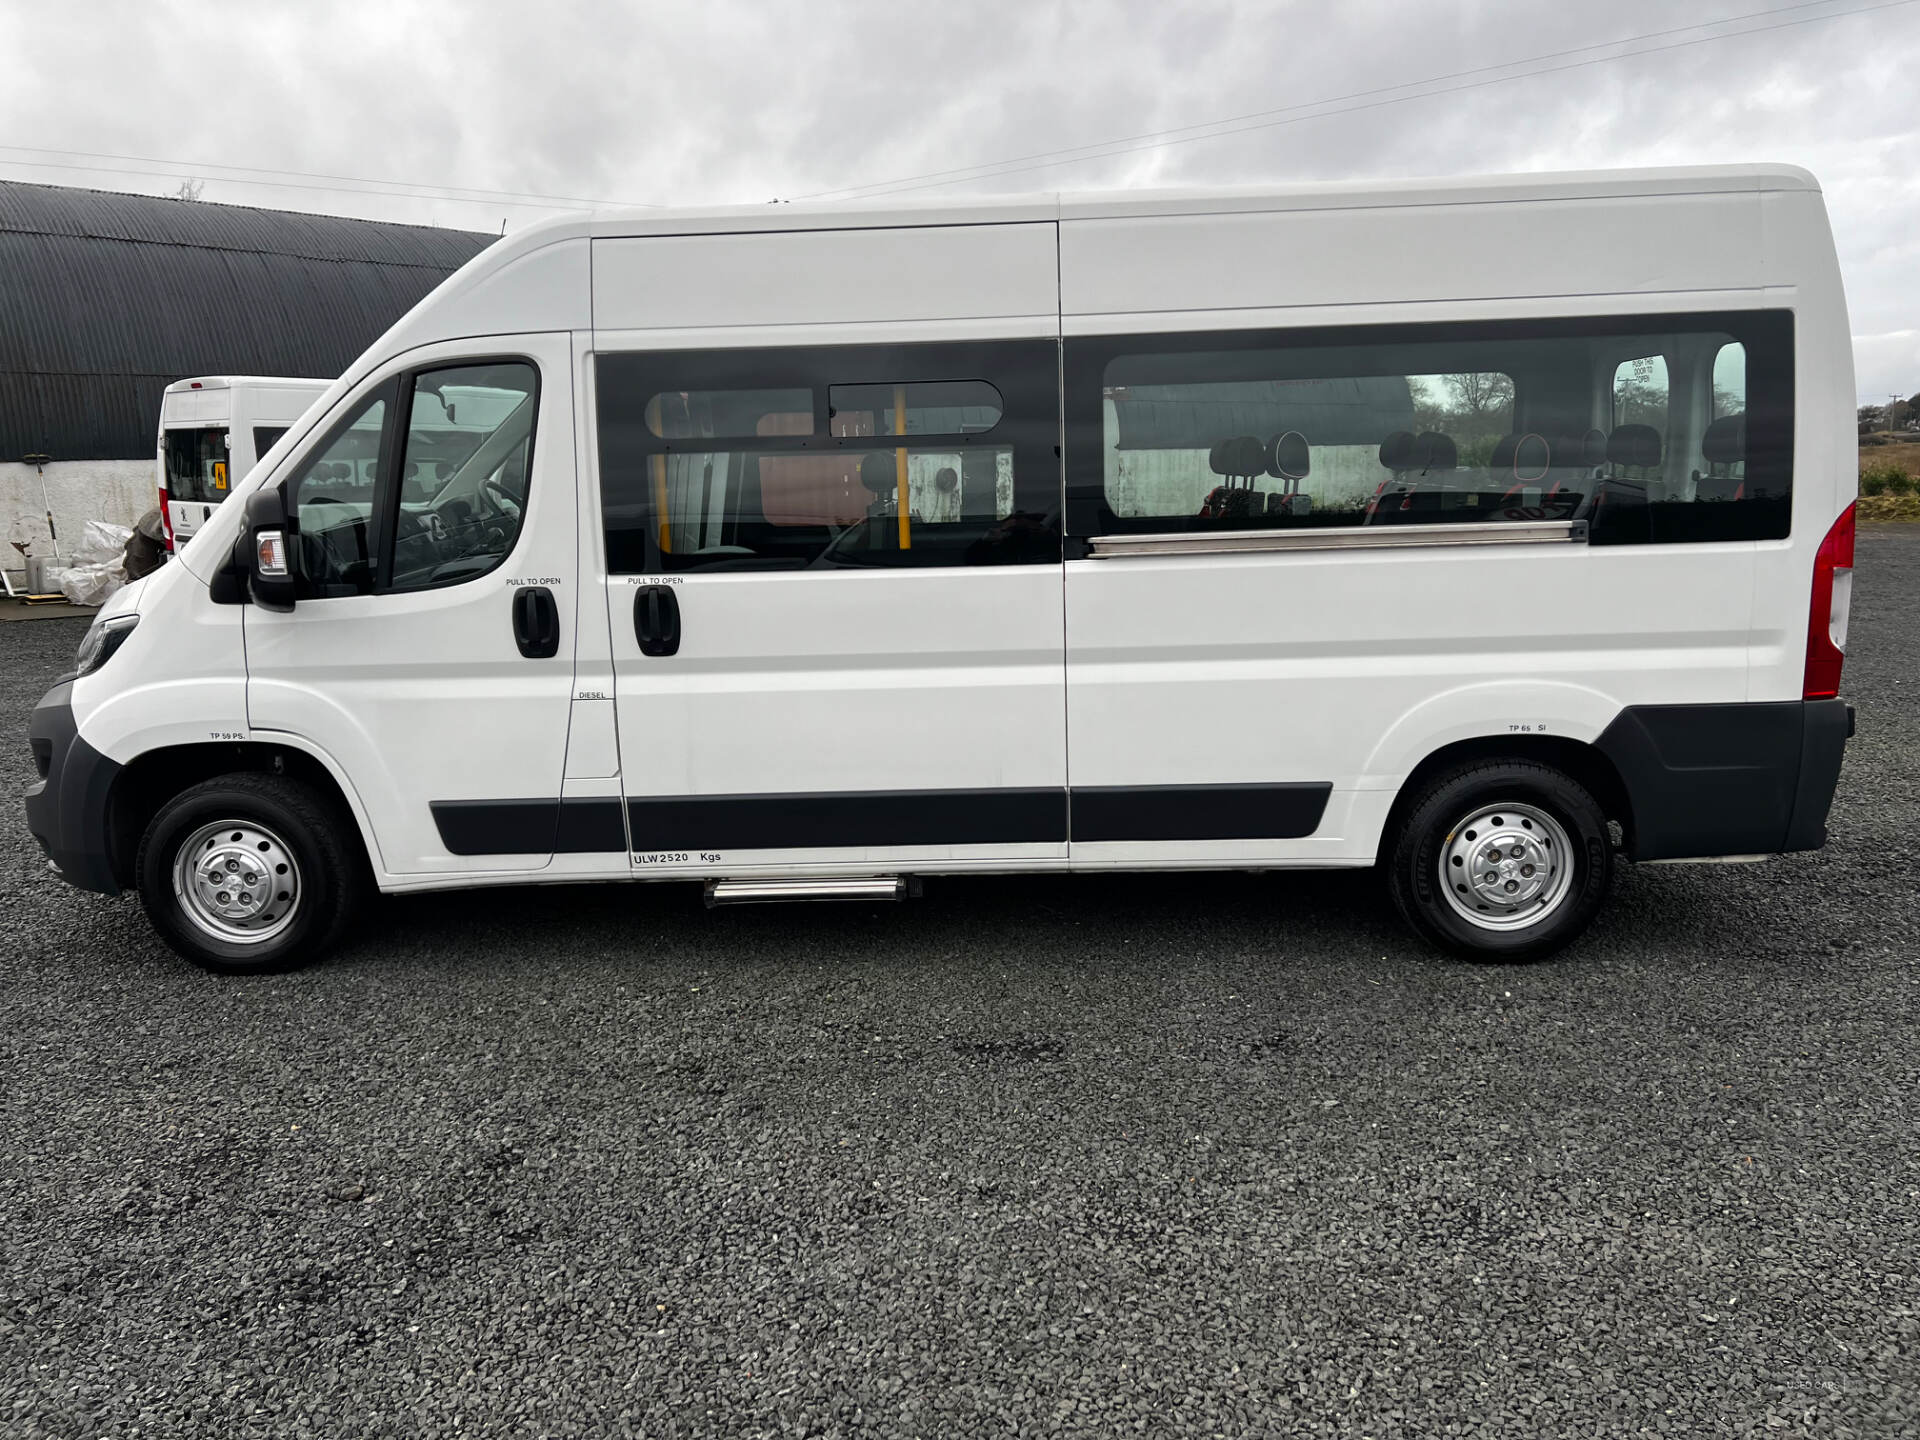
[1445,371,1514,428]
[174,178,204,202]
[1613,374,1667,430]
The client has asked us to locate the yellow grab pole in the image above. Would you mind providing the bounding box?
[894,384,910,549]
[651,454,670,554]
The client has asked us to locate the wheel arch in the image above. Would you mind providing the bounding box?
[1362,681,1634,861]
[1374,733,1635,866]
[106,738,382,889]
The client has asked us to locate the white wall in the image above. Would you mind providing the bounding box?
[1,459,153,584]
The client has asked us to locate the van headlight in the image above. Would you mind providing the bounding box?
[75,614,138,677]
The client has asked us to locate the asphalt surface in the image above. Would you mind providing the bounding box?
[3,533,1916,1440]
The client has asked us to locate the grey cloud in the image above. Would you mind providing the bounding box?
[6,0,1914,396]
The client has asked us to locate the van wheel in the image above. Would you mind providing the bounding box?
[1387,760,1611,962]
[136,773,365,975]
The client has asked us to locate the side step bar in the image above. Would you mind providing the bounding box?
[704,876,911,906]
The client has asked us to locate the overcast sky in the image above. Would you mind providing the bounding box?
[2,0,1913,402]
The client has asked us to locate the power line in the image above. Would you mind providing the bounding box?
[799,0,1857,201]
[0,145,660,212]
[0,152,598,213]
[805,0,1912,203]
[6,0,1901,218]
[862,0,1919,199]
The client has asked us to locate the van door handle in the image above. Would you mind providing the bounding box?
[511,585,560,659]
[633,584,681,657]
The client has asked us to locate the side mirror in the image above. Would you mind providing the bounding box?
[242,486,296,612]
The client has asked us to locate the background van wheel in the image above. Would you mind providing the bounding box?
[137,773,366,975]
[1387,759,1612,962]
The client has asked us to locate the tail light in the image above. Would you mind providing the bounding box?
[1803,502,1855,699]
[158,487,176,551]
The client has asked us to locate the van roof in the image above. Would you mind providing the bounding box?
[163,375,333,394]
[351,162,1822,400]
[503,162,1819,246]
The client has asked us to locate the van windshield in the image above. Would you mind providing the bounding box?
[164,428,231,503]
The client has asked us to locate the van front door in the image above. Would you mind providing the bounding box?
[594,336,1067,878]
[244,334,579,876]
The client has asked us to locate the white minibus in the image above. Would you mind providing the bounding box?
[157,377,331,551]
[28,166,1857,974]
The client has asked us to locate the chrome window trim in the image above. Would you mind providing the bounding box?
[1083,519,1587,559]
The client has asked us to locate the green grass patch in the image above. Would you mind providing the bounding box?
[1857,492,1920,522]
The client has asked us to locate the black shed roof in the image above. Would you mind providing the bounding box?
[0,181,492,459]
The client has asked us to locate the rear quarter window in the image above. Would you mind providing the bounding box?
[1065,311,1793,546]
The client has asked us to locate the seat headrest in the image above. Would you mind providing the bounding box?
[1608,424,1663,470]
[1209,434,1265,477]
[1412,431,1456,472]
[1267,430,1310,481]
[1702,414,1745,466]
[1551,431,1606,470]
[858,450,898,497]
[1490,432,1550,480]
[1378,430,1414,470]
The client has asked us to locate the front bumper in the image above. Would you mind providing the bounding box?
[25,680,123,895]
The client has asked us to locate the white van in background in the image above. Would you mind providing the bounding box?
[157,377,330,551]
[29,166,1857,974]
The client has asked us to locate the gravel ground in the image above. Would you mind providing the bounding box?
[3,533,1916,1440]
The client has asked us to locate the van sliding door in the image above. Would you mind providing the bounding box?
[589,223,1067,876]
[1059,307,1781,868]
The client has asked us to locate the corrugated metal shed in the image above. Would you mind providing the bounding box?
[0,181,492,459]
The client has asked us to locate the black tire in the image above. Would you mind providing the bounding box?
[136,773,367,975]
[1386,759,1612,962]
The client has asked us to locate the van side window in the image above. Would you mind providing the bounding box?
[287,382,393,599]
[1712,343,1745,419]
[647,389,811,440]
[1612,354,1670,434]
[1063,312,1793,546]
[828,380,1004,436]
[387,362,538,592]
[596,341,1058,572]
[252,426,289,459]
[1681,341,1751,508]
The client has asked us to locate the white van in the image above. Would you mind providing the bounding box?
[28,166,1857,974]
[157,377,331,550]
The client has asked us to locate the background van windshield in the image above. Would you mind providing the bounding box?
[163,427,230,503]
